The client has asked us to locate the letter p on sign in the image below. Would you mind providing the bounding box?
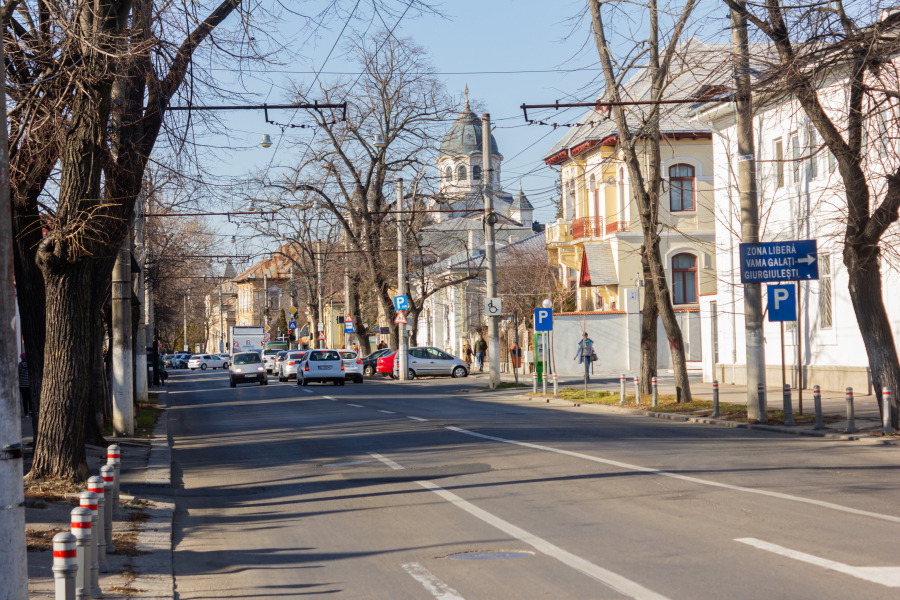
[767,284,797,322]
[534,307,553,331]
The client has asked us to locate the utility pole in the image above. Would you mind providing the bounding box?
[183,292,189,352]
[344,234,351,350]
[397,179,409,381]
[112,230,134,436]
[317,240,324,349]
[263,274,269,335]
[290,264,296,350]
[482,114,500,389]
[732,3,766,421]
[146,279,158,386]
[219,286,224,353]
[0,30,28,595]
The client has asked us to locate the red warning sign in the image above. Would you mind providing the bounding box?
[394,311,408,324]
[318,331,326,340]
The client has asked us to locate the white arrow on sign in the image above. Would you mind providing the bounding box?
[736,538,900,587]
[797,254,817,265]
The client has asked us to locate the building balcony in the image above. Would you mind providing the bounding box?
[572,216,605,240]
[605,220,631,234]
[545,220,573,245]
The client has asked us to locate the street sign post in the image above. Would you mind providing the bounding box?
[394,311,407,324]
[534,308,553,332]
[344,314,354,333]
[739,240,819,283]
[393,295,409,311]
[484,297,502,317]
[288,321,296,330]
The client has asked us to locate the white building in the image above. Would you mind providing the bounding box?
[693,74,900,393]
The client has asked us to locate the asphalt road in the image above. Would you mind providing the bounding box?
[164,368,900,599]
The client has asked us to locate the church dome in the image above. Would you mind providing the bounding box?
[511,187,533,211]
[440,105,500,157]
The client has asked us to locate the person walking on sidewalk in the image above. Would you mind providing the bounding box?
[18,353,30,418]
[574,333,594,381]
[463,341,473,368]
[474,336,487,372]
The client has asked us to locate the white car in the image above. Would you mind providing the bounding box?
[393,347,469,379]
[188,354,229,370]
[262,349,282,373]
[278,351,307,381]
[229,352,268,387]
[298,349,345,386]
[339,350,364,384]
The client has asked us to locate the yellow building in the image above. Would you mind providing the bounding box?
[542,69,722,362]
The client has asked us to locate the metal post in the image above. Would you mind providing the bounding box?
[106,446,120,519]
[652,377,659,407]
[845,387,858,433]
[634,377,641,405]
[344,235,351,350]
[812,385,824,429]
[87,477,107,573]
[532,371,537,394]
[71,507,92,600]
[182,293,188,352]
[53,532,78,600]
[620,374,626,404]
[78,491,100,598]
[552,372,558,397]
[219,286,224,353]
[134,217,148,404]
[882,387,894,435]
[148,285,159,387]
[782,383,795,426]
[317,241,324,349]
[541,333,548,395]
[757,383,766,422]
[112,231,134,436]
[732,4,766,421]
[513,311,519,384]
[797,282,803,415]
[397,179,408,380]
[483,113,500,390]
[100,466,114,552]
[712,380,720,417]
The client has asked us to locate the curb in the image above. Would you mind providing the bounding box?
[513,394,900,447]
[145,409,171,486]
[123,499,174,600]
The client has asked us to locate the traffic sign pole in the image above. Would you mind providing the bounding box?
[396,179,408,381]
[483,113,500,390]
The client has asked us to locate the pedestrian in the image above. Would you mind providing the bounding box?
[573,332,594,381]
[158,355,168,386]
[463,341,473,367]
[18,353,30,418]
[474,336,487,372]
[353,344,359,355]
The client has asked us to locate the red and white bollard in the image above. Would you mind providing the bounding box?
[532,371,537,394]
[712,380,720,417]
[634,377,641,405]
[87,477,107,572]
[106,445,120,518]
[652,377,658,407]
[883,387,894,435]
[53,531,78,600]
[619,374,626,405]
[845,388,858,433]
[552,372,558,397]
[100,466,114,551]
[70,507,92,600]
[79,491,101,598]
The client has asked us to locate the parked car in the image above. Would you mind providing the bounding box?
[163,354,176,368]
[273,351,288,377]
[174,353,191,369]
[298,349,345,385]
[339,350,364,384]
[188,354,229,370]
[376,351,397,378]
[393,347,468,380]
[262,348,282,373]
[229,352,268,387]
[361,348,392,376]
[278,351,307,381]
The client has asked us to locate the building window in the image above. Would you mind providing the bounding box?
[791,132,800,183]
[710,301,719,364]
[669,164,696,212]
[473,165,482,181]
[774,139,784,188]
[829,149,836,173]
[672,253,698,304]
[809,127,818,179]
[819,254,833,329]
[457,165,467,181]
[444,166,453,181]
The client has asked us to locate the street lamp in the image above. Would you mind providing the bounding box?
[373,133,386,149]
[246,200,257,212]
[229,235,236,244]
[542,299,552,309]
[260,134,273,148]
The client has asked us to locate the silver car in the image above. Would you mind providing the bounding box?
[278,351,307,381]
[393,347,468,380]
[339,350,364,384]
[298,349,345,386]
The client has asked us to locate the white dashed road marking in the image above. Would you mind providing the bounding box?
[402,562,465,600]
[367,451,404,471]
[347,404,364,408]
[378,410,396,414]
[408,416,427,422]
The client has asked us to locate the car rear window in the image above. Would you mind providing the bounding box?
[289,353,305,359]
[339,351,357,359]
[233,354,261,365]
[309,351,340,361]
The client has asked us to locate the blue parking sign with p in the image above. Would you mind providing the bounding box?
[534,307,553,331]
[393,295,409,311]
[767,284,797,322]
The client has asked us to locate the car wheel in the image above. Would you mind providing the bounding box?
[301,377,308,386]
[229,378,236,388]
[223,362,229,368]
[356,376,363,384]
[260,378,268,386]
[201,364,207,370]
[339,379,345,386]
[408,368,416,380]
[452,366,467,378]
[388,373,395,379]
[364,365,375,376]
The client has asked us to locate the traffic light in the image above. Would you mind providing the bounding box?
[289,331,296,341]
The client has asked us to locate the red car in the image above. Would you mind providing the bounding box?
[376,351,397,378]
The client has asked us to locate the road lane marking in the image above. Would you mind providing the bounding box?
[445,426,900,525]
[323,396,337,401]
[378,410,396,414]
[347,404,364,408]
[402,562,465,600]
[323,461,372,467]
[300,389,313,393]
[418,481,670,600]
[736,538,900,587]
[408,416,428,421]
[367,451,404,470]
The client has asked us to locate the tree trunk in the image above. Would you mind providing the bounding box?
[845,245,900,426]
[85,310,108,447]
[648,243,692,403]
[639,248,658,395]
[27,263,93,481]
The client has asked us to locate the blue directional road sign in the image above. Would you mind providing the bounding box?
[534,307,553,331]
[739,240,819,283]
[393,295,409,311]
[288,321,297,330]
[767,284,797,322]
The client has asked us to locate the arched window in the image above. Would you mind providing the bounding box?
[444,167,453,181]
[458,165,468,181]
[672,253,698,304]
[473,165,482,181]
[669,164,696,211]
